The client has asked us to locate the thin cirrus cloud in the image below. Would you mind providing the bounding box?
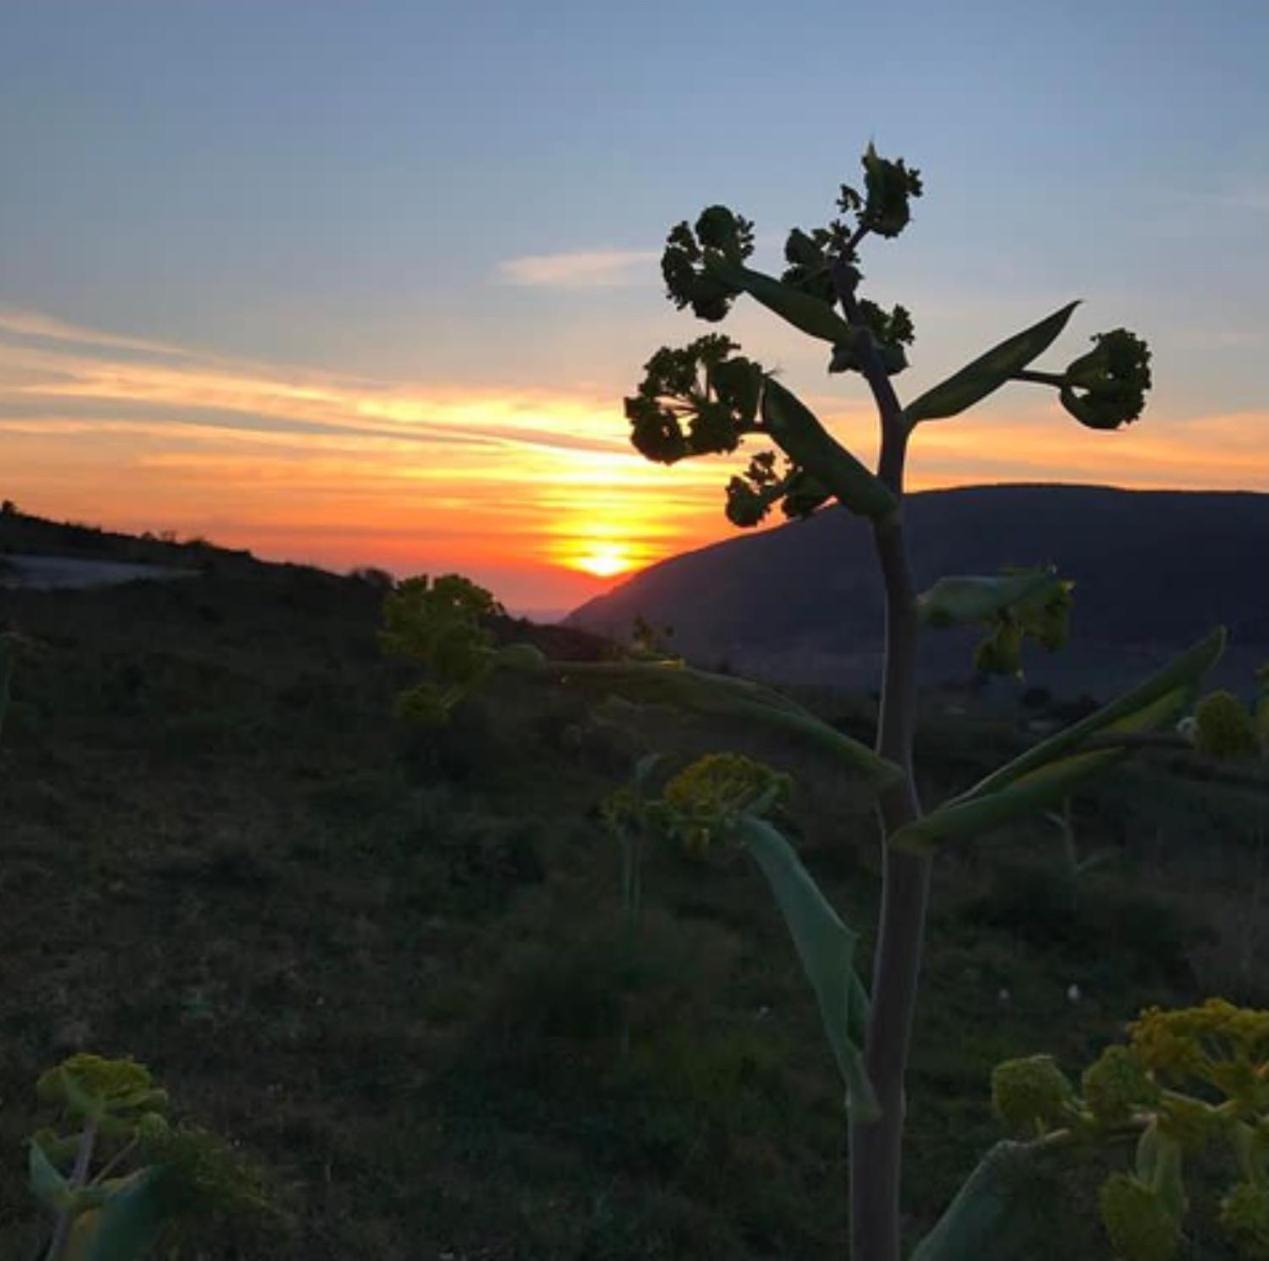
[0,304,727,609]
[2,304,1267,610]
[496,248,659,288]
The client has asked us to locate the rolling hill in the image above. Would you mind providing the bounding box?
[568,484,1269,693]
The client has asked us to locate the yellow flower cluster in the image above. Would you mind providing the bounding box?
[990,1054,1074,1134]
[36,1053,168,1125]
[1130,999,1269,1090]
[991,1004,1269,1259]
[660,753,790,854]
[1081,1045,1160,1127]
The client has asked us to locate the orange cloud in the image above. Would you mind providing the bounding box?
[1,308,1266,612]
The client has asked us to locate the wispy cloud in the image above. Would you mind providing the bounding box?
[0,304,727,606]
[0,306,197,359]
[496,248,658,289]
[2,303,1266,609]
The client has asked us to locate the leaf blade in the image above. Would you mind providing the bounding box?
[904,302,1080,426]
[28,1139,71,1211]
[760,378,897,521]
[891,629,1225,853]
[917,570,1063,629]
[530,658,903,788]
[912,1140,1063,1261]
[736,817,879,1120]
[703,257,855,345]
[81,1167,168,1261]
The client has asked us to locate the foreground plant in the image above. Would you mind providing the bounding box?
[620,142,1197,1260]
[27,1054,278,1261]
[956,999,1269,1261]
[651,768,1269,1259]
[384,145,1254,1258]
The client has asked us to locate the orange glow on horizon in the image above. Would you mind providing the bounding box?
[1,306,1266,612]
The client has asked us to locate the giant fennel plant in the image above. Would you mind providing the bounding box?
[616,142,1217,1261]
[381,145,1269,1261]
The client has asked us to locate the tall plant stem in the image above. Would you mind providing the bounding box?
[834,260,930,1261]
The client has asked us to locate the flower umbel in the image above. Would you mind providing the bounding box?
[661,206,754,321]
[657,753,790,856]
[1060,328,1152,430]
[990,1054,1075,1134]
[624,336,764,466]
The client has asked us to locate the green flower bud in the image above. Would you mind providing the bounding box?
[724,449,819,529]
[1059,328,1152,430]
[725,475,775,528]
[1220,1182,1269,1260]
[1193,691,1261,760]
[991,1054,1074,1133]
[694,206,753,259]
[1082,1045,1160,1127]
[624,337,764,467]
[858,144,924,239]
[827,301,915,376]
[660,211,753,321]
[1098,1173,1181,1261]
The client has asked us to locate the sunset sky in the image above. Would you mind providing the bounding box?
[2,1,1266,613]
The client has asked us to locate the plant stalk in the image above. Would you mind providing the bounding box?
[45,1119,97,1261]
[834,258,930,1261]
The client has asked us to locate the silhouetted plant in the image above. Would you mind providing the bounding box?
[384,145,1266,1259]
[619,141,1207,1261]
[26,1054,280,1261]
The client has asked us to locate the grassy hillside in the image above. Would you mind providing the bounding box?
[1,532,1266,1258]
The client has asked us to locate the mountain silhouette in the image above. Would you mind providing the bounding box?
[568,484,1269,693]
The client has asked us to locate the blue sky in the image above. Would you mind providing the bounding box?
[1,0,1266,606]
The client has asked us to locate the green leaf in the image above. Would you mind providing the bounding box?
[29,1138,71,1210]
[912,1140,1065,1261]
[760,379,897,521]
[81,1168,168,1261]
[891,629,1225,853]
[904,302,1080,426]
[735,817,878,1121]
[917,570,1063,629]
[527,658,902,789]
[703,256,855,344]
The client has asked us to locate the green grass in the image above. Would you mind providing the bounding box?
[0,562,1264,1257]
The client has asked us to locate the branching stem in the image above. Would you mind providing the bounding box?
[1012,368,1066,387]
[833,257,930,1261]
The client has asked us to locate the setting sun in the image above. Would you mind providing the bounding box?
[573,544,634,579]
